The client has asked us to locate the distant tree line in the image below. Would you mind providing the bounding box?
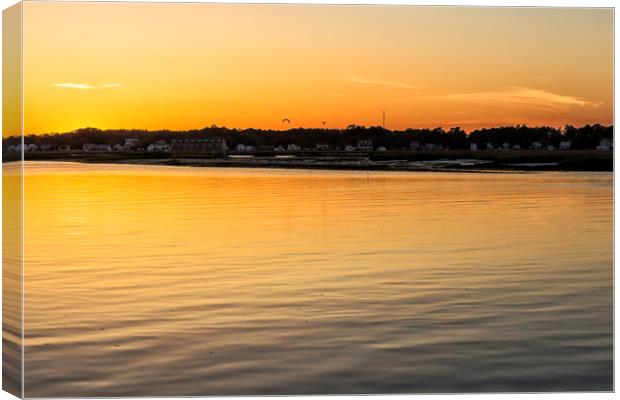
[3,124,613,151]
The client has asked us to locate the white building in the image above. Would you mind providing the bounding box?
[26,144,39,152]
[316,143,330,151]
[124,138,140,150]
[559,141,572,150]
[531,142,542,150]
[237,143,256,152]
[410,141,420,150]
[147,141,172,152]
[470,143,478,151]
[357,140,373,151]
[274,145,286,152]
[344,145,355,152]
[113,144,124,151]
[513,145,521,150]
[377,146,386,152]
[58,145,71,152]
[597,139,612,151]
[502,142,511,149]
[287,144,301,152]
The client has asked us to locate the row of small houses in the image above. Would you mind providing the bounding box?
[467,141,572,151]
[467,139,612,151]
[5,138,373,153]
[5,138,173,153]
[4,137,614,154]
[248,140,377,153]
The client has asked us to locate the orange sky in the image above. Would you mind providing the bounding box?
[18,3,614,135]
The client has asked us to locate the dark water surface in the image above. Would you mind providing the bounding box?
[21,162,612,396]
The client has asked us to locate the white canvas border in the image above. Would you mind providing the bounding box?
[0,1,616,399]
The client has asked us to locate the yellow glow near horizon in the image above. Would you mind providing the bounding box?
[21,3,613,135]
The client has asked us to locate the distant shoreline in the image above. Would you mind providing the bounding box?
[5,149,613,172]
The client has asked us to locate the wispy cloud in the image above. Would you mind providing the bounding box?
[54,83,97,90]
[440,87,600,110]
[349,75,420,90]
[54,82,122,90]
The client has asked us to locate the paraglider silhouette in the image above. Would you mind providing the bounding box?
[282,118,291,125]
[321,121,326,126]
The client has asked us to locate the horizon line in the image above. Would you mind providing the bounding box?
[5,122,614,139]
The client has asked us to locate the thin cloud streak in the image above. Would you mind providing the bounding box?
[440,87,600,110]
[54,83,96,90]
[349,75,420,90]
[54,82,122,90]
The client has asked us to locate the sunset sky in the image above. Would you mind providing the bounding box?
[20,3,613,135]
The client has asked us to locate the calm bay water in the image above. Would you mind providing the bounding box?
[21,161,612,396]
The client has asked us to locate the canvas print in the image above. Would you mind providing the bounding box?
[2,1,614,397]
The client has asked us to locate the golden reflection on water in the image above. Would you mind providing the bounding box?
[3,163,22,396]
[22,162,612,396]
